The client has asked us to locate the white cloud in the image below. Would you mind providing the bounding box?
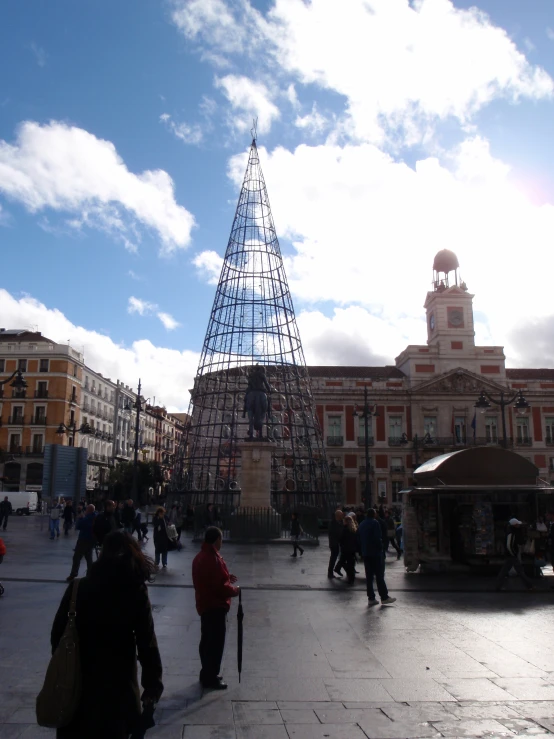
[128,296,181,331]
[128,296,157,316]
[157,312,181,331]
[192,250,224,285]
[127,269,143,281]
[29,42,47,67]
[547,27,554,42]
[226,137,554,368]
[172,0,553,145]
[0,289,196,410]
[0,121,196,255]
[295,104,328,135]
[215,75,280,134]
[160,114,203,145]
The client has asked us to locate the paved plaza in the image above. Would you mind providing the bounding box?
[2,517,554,738]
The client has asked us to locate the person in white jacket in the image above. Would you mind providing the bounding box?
[49,500,64,540]
[495,518,534,591]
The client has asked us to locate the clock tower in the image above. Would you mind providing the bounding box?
[424,249,475,350]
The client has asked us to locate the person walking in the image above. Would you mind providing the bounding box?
[50,532,163,738]
[93,500,119,548]
[133,508,143,542]
[66,505,97,582]
[0,496,12,531]
[192,526,239,690]
[495,518,534,592]
[290,512,304,557]
[385,511,402,559]
[49,500,63,539]
[62,500,75,536]
[122,499,136,535]
[340,515,359,584]
[358,509,396,606]
[153,507,170,570]
[328,509,344,578]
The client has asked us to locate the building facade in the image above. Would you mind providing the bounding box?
[0,329,85,493]
[311,250,554,507]
[81,368,116,492]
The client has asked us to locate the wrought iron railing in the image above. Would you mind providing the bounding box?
[327,436,344,446]
[357,436,374,446]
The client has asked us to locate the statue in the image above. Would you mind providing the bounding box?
[243,365,271,440]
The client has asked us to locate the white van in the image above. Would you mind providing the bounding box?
[4,491,38,515]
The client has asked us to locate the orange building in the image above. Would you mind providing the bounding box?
[0,329,84,493]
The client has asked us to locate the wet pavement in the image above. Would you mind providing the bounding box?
[1,516,554,738]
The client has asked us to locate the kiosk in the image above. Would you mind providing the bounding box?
[401,447,553,573]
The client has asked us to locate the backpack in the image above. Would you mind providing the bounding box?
[36,579,82,728]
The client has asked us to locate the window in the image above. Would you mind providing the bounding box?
[392,481,403,503]
[70,410,75,424]
[18,359,27,372]
[34,406,46,423]
[9,433,21,452]
[39,358,49,372]
[391,456,403,472]
[423,416,436,437]
[84,376,90,389]
[68,437,74,447]
[389,416,402,439]
[550,458,554,472]
[358,416,373,439]
[91,399,96,411]
[516,418,530,443]
[37,381,48,398]
[0,359,5,373]
[546,417,554,444]
[485,417,498,443]
[328,416,342,437]
[32,434,44,453]
[12,405,24,422]
[454,416,466,444]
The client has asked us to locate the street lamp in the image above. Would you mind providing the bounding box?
[353,386,379,506]
[130,379,151,503]
[0,368,27,395]
[56,421,92,445]
[474,389,530,448]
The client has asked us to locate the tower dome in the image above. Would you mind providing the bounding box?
[433,249,459,274]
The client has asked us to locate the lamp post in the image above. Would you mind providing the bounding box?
[474,389,530,449]
[56,421,92,446]
[130,379,150,503]
[353,387,379,506]
[0,368,27,396]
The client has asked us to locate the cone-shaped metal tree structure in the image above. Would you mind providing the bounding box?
[172,133,331,505]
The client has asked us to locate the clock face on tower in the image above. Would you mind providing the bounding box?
[429,313,435,331]
[447,307,464,328]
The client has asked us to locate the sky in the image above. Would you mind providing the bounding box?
[1,0,554,411]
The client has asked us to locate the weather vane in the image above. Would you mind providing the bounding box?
[251,117,258,143]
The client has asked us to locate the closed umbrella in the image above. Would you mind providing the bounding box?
[237,588,244,683]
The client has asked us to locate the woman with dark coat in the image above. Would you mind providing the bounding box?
[50,532,163,739]
[340,516,359,584]
[153,506,169,569]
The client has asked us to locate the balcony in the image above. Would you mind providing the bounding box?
[34,389,49,399]
[358,465,373,474]
[8,416,25,425]
[546,436,554,447]
[11,390,27,399]
[68,394,78,405]
[31,416,47,425]
[390,465,405,474]
[327,436,344,446]
[515,437,533,446]
[388,436,408,447]
[357,436,375,446]
[329,464,344,481]
[27,445,45,456]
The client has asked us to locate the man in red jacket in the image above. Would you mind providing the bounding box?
[192,526,240,690]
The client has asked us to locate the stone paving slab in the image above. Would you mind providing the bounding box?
[3,519,554,737]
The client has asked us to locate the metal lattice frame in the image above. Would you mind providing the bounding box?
[171,135,331,505]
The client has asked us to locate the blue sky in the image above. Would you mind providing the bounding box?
[1,0,554,410]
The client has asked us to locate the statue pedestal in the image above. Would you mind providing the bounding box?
[231,440,281,539]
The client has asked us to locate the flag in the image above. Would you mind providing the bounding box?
[471,411,476,440]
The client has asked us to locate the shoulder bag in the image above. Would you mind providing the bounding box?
[36,578,82,728]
